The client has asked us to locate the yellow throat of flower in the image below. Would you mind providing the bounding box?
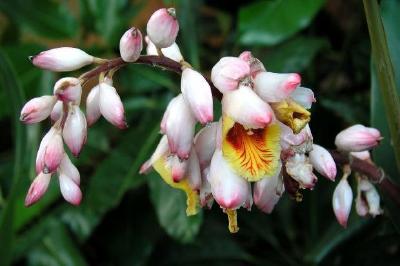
[222,116,281,182]
[271,99,311,134]
[153,157,199,216]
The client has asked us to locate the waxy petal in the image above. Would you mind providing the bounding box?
[290,86,316,109]
[51,101,63,123]
[59,174,82,205]
[43,129,64,173]
[145,36,183,62]
[309,144,337,181]
[147,8,179,48]
[332,179,353,228]
[194,122,218,169]
[120,27,143,62]
[86,85,101,127]
[20,95,57,124]
[99,82,127,129]
[25,172,52,207]
[63,105,87,157]
[53,77,82,103]
[211,57,250,93]
[335,124,381,152]
[254,72,301,102]
[59,154,80,185]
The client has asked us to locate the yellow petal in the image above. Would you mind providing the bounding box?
[222,116,281,182]
[270,99,310,134]
[153,157,199,216]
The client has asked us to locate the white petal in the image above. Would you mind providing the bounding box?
[99,82,127,129]
[59,174,82,205]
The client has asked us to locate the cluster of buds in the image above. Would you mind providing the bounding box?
[332,125,383,227]
[21,7,384,233]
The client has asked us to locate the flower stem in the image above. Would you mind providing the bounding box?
[363,0,400,173]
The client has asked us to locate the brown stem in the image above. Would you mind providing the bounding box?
[80,54,400,207]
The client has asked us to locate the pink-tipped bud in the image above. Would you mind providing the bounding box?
[238,51,266,77]
[181,68,213,124]
[51,101,63,123]
[59,174,82,205]
[254,72,301,102]
[62,105,87,157]
[167,155,188,182]
[309,144,337,181]
[147,8,179,48]
[332,178,353,228]
[53,77,82,103]
[99,82,127,129]
[86,85,101,127]
[194,122,218,169]
[43,129,64,173]
[290,86,316,109]
[25,172,52,207]
[211,57,250,93]
[30,47,94,72]
[36,127,56,174]
[254,163,284,214]
[209,150,249,209]
[222,84,273,129]
[187,149,201,191]
[335,124,382,152]
[145,36,183,62]
[120,27,143,62]
[356,179,382,217]
[285,154,317,189]
[59,154,80,185]
[20,95,57,124]
[163,94,196,160]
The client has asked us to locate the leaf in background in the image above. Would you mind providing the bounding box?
[26,218,87,266]
[0,0,78,39]
[147,173,203,243]
[263,36,328,72]
[239,0,325,46]
[0,51,26,266]
[371,0,400,183]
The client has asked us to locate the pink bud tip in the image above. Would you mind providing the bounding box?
[284,73,301,92]
[146,8,179,48]
[139,160,152,174]
[25,173,51,207]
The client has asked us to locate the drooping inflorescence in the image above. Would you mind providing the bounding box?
[21,7,384,232]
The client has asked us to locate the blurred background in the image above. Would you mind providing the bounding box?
[0,0,399,265]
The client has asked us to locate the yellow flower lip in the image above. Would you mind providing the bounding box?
[222,116,281,182]
[271,99,311,134]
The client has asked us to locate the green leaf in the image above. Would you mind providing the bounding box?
[371,0,400,183]
[239,0,325,46]
[147,173,203,243]
[0,0,78,39]
[263,36,328,72]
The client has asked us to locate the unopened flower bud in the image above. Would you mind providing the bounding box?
[238,51,265,77]
[194,122,218,169]
[62,105,87,157]
[285,154,317,189]
[53,77,82,103]
[181,67,213,124]
[309,144,337,181]
[36,127,56,174]
[51,101,63,122]
[145,36,183,62]
[290,86,316,109]
[147,8,179,48]
[335,124,382,152]
[59,173,82,205]
[43,129,64,173]
[163,94,196,160]
[332,178,353,228]
[254,163,284,214]
[99,82,127,129]
[209,150,249,210]
[270,99,310,134]
[86,85,100,127]
[59,154,80,185]
[222,84,273,129]
[254,72,301,102]
[25,172,52,206]
[30,47,94,72]
[211,57,250,93]
[20,95,57,124]
[356,178,383,217]
[120,27,143,62]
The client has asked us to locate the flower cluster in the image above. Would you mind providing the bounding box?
[21,7,384,233]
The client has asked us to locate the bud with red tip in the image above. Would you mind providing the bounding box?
[99,81,127,129]
[309,144,337,181]
[254,72,301,102]
[332,178,353,228]
[222,84,273,129]
[120,27,143,62]
[25,172,52,206]
[30,47,94,72]
[238,51,265,77]
[167,155,188,182]
[58,173,82,205]
[147,8,179,48]
[53,77,82,103]
[20,95,57,124]
[62,105,87,157]
[181,67,213,124]
[335,124,382,152]
[211,57,250,93]
[43,128,64,173]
